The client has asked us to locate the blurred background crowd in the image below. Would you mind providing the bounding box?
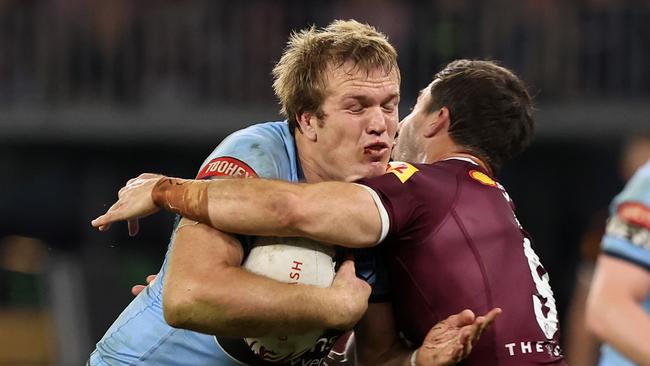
[1,0,649,365]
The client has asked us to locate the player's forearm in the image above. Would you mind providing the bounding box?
[356,302,415,366]
[586,256,650,365]
[587,295,650,364]
[361,341,461,366]
[152,177,382,247]
[152,177,309,238]
[164,266,355,337]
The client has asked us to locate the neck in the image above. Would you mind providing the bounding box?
[438,151,492,175]
[295,132,329,183]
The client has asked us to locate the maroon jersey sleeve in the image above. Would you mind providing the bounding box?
[356,162,419,237]
[356,161,457,242]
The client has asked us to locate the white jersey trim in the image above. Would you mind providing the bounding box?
[442,156,480,166]
[354,183,390,244]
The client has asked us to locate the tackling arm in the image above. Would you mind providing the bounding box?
[163,218,370,337]
[191,177,384,248]
[92,174,372,336]
[92,174,385,248]
[586,255,650,365]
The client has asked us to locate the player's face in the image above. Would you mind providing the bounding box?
[392,82,435,163]
[312,62,400,182]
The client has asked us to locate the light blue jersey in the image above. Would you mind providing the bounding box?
[597,160,650,366]
[89,121,303,365]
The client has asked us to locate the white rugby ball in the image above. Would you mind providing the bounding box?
[242,236,336,363]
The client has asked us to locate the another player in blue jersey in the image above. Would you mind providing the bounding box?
[586,159,650,365]
[89,20,490,366]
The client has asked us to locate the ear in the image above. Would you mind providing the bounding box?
[296,111,318,141]
[423,107,450,138]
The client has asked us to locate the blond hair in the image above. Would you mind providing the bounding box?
[272,20,399,132]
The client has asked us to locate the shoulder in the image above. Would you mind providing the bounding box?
[356,162,420,196]
[608,160,650,238]
[359,161,460,196]
[615,161,650,206]
[384,161,420,183]
[198,121,294,179]
[603,161,650,268]
[216,121,291,152]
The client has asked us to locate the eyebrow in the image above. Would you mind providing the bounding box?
[383,93,400,103]
[342,92,400,104]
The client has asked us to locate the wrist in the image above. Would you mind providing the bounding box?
[151,177,210,222]
[325,287,366,331]
[318,287,350,330]
[151,176,179,210]
[321,288,344,330]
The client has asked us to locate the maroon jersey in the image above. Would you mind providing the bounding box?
[357,158,566,365]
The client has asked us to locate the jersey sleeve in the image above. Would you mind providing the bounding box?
[353,162,429,302]
[192,124,292,254]
[356,162,422,243]
[602,162,650,271]
[196,126,290,180]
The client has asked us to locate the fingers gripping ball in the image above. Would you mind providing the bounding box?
[243,237,336,363]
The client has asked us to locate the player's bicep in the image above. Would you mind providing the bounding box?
[163,219,244,307]
[169,218,244,273]
[587,253,650,360]
[593,255,650,302]
[296,182,386,248]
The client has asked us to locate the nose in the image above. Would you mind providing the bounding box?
[366,106,388,136]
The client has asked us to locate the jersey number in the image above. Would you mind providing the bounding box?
[523,238,559,339]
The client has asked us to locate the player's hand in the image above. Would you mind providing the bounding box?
[131,274,157,296]
[328,260,371,330]
[414,307,502,366]
[91,173,166,236]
